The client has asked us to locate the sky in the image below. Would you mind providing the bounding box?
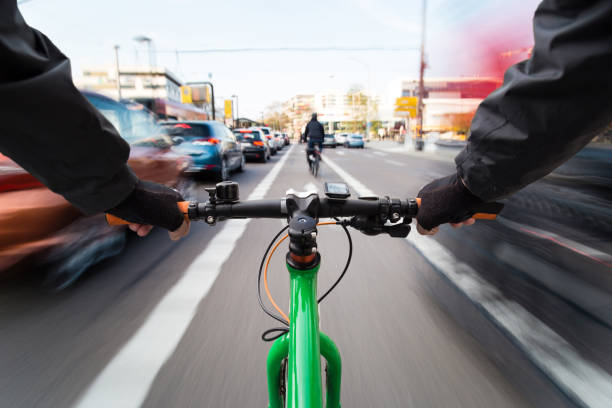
[19,0,539,118]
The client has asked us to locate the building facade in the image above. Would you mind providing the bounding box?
[400,77,502,133]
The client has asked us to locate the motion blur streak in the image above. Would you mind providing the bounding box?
[520,227,612,270]
[323,153,612,408]
[73,145,293,408]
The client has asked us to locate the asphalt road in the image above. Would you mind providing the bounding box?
[7,142,607,407]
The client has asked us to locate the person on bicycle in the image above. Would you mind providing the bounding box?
[416,0,612,235]
[0,0,188,240]
[304,112,325,166]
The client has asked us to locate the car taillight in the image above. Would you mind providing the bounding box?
[266,135,272,139]
[193,138,220,145]
[253,141,264,146]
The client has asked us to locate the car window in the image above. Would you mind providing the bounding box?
[84,94,129,136]
[160,122,211,138]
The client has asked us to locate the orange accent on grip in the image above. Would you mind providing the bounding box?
[415,197,500,220]
[472,213,498,220]
[105,201,190,226]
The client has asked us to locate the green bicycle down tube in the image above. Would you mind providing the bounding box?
[286,262,323,408]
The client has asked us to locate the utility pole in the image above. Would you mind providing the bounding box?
[113,45,122,101]
[187,81,216,120]
[416,0,427,151]
[231,94,239,128]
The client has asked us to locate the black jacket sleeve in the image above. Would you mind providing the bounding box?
[0,0,137,214]
[455,0,612,201]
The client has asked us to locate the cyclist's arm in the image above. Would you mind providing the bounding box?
[0,0,137,214]
[456,0,612,201]
[417,0,612,232]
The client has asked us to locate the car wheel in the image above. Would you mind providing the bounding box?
[216,159,229,182]
[237,154,246,172]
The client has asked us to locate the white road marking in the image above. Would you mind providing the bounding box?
[322,153,612,408]
[373,151,387,156]
[387,160,405,167]
[303,182,318,193]
[335,150,345,156]
[73,145,295,408]
[407,234,612,408]
[320,155,374,197]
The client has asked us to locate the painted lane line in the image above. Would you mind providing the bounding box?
[407,233,612,408]
[373,151,388,156]
[335,150,345,156]
[320,155,374,197]
[386,159,405,167]
[322,153,612,408]
[74,145,295,408]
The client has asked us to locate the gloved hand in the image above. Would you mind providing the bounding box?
[416,173,484,233]
[107,180,187,237]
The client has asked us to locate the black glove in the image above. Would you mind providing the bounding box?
[107,180,185,231]
[417,173,484,231]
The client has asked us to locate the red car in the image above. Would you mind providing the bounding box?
[0,92,193,289]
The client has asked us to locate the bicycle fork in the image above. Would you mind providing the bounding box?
[266,253,342,408]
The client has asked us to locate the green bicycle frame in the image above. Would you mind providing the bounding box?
[267,257,342,408]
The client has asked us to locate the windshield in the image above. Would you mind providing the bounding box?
[234,130,262,141]
[350,135,362,139]
[160,123,212,138]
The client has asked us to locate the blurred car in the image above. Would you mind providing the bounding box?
[0,91,193,289]
[160,120,245,181]
[258,126,277,155]
[273,132,284,150]
[344,134,365,148]
[335,133,348,146]
[233,128,270,162]
[281,133,290,146]
[323,134,337,148]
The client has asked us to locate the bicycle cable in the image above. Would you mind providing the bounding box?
[258,220,353,342]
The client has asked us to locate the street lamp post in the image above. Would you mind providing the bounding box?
[113,45,122,101]
[187,81,216,120]
[415,0,427,151]
[134,35,155,98]
[231,94,239,128]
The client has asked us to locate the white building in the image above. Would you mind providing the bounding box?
[77,66,183,103]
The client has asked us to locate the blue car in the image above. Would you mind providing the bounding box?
[344,134,365,148]
[160,121,245,181]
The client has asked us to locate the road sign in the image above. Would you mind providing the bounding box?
[395,97,418,108]
[180,86,192,104]
[394,107,417,117]
[224,99,233,119]
[191,86,210,103]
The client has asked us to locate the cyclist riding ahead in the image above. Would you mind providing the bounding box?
[303,112,325,173]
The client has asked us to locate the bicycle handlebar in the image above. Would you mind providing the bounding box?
[106,192,503,227]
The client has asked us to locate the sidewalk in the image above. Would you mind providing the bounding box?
[367,140,459,164]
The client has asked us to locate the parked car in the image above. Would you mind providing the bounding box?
[323,134,337,148]
[258,126,277,155]
[281,133,290,146]
[233,128,270,162]
[335,133,348,146]
[344,134,365,148]
[273,132,284,150]
[0,91,193,289]
[160,120,245,181]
